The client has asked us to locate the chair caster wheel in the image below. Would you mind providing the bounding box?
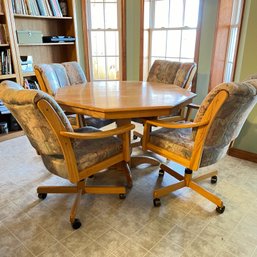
[159,169,164,177]
[133,135,138,140]
[119,194,126,199]
[211,176,217,184]
[71,218,81,229]
[38,193,47,200]
[153,198,161,207]
[216,205,225,214]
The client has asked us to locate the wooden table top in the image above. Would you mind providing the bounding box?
[55,81,196,119]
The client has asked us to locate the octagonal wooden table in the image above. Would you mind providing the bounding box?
[55,81,196,167]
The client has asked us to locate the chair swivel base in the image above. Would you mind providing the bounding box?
[37,180,127,229]
[153,164,225,214]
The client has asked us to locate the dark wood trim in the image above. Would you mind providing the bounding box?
[121,0,127,80]
[81,0,91,81]
[139,0,144,81]
[228,147,257,163]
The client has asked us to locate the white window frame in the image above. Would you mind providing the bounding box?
[142,0,201,80]
[223,0,244,82]
[82,0,126,81]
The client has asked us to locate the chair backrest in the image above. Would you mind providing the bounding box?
[0,80,74,179]
[147,60,197,90]
[34,61,87,96]
[193,80,257,167]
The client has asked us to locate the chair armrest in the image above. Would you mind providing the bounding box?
[145,119,208,129]
[60,124,135,139]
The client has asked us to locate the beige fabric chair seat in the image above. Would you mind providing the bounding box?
[149,126,194,160]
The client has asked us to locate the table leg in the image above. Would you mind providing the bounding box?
[115,119,160,168]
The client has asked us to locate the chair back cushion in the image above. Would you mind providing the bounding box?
[147,60,196,89]
[0,80,73,178]
[194,80,257,167]
[62,61,87,85]
[34,64,70,96]
[34,62,86,96]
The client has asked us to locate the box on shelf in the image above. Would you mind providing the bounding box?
[16,30,43,44]
[20,56,33,72]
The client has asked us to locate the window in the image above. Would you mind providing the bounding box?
[209,0,244,90]
[224,0,244,82]
[141,0,202,81]
[82,0,126,81]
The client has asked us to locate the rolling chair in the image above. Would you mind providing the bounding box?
[142,80,257,213]
[0,80,134,229]
[133,60,197,144]
[34,62,113,129]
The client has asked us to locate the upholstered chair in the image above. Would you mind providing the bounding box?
[0,80,135,229]
[133,60,197,144]
[34,62,113,128]
[142,80,257,213]
[147,60,197,90]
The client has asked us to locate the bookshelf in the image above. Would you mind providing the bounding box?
[0,0,79,140]
[9,0,79,84]
[0,1,20,83]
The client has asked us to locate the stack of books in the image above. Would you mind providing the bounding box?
[11,0,65,17]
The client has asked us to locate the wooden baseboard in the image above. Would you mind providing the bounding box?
[0,131,24,142]
[228,147,257,163]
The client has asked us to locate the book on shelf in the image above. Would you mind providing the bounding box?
[0,49,12,75]
[24,78,40,90]
[0,24,8,44]
[12,0,65,17]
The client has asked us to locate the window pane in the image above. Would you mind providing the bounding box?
[91,32,105,56]
[107,57,119,80]
[169,0,183,27]
[106,31,119,56]
[181,30,196,58]
[92,57,106,80]
[143,57,149,80]
[224,62,233,82]
[144,1,150,29]
[152,30,166,57]
[90,3,104,29]
[184,0,199,27]
[154,0,169,28]
[227,28,238,62]
[166,57,180,62]
[144,30,149,58]
[167,30,181,58]
[105,3,117,29]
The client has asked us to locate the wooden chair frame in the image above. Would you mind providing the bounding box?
[142,90,229,212]
[37,99,134,229]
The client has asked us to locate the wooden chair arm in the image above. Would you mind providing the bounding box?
[60,124,135,139]
[145,119,209,129]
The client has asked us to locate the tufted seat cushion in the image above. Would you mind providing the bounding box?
[42,126,122,179]
[149,124,194,160]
